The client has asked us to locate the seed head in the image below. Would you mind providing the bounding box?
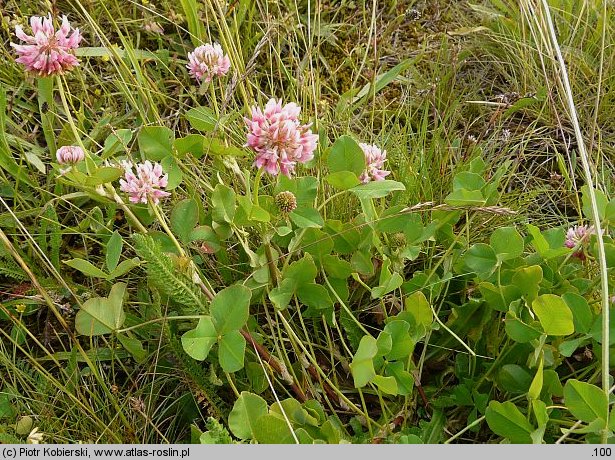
[275,191,297,213]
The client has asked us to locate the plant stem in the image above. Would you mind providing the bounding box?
[150,200,185,256]
[105,184,148,233]
[55,76,91,173]
[252,167,264,206]
[37,77,56,155]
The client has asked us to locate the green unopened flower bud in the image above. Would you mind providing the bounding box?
[275,191,297,213]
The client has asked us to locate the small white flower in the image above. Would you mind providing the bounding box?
[27,427,44,444]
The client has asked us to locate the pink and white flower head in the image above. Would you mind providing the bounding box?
[245,98,318,177]
[11,14,82,76]
[358,143,391,183]
[56,145,85,165]
[565,224,597,249]
[187,43,231,83]
[119,161,170,205]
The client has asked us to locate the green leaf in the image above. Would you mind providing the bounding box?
[490,227,524,261]
[274,176,318,205]
[527,224,549,253]
[527,224,569,259]
[211,184,236,224]
[528,358,543,401]
[85,166,124,186]
[444,189,486,206]
[0,393,16,420]
[289,207,324,228]
[376,331,392,356]
[504,311,542,343]
[562,293,593,334]
[350,180,405,199]
[478,282,521,312]
[253,414,296,444]
[453,171,486,191]
[350,335,378,387]
[161,155,183,189]
[605,199,615,224]
[372,261,403,299]
[564,379,608,425]
[185,106,217,132]
[203,137,246,157]
[249,204,270,223]
[532,294,574,336]
[181,317,217,361]
[228,392,269,440]
[581,185,608,221]
[384,361,414,396]
[189,226,220,252]
[106,231,123,273]
[138,126,174,161]
[498,364,532,394]
[327,135,366,175]
[485,401,534,443]
[325,171,361,190]
[351,250,374,275]
[301,228,334,261]
[171,199,199,244]
[269,278,296,311]
[174,134,204,158]
[464,243,498,278]
[218,330,246,373]
[271,399,318,427]
[64,258,109,279]
[245,362,268,394]
[372,375,398,395]
[404,291,433,328]
[296,283,333,311]
[102,129,132,159]
[530,399,549,444]
[108,257,141,279]
[322,255,353,279]
[75,283,126,336]
[512,265,542,303]
[117,334,147,363]
[211,285,252,334]
[384,320,414,360]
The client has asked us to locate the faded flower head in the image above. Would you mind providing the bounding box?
[390,232,407,249]
[11,14,82,76]
[187,43,231,83]
[245,98,318,177]
[359,143,391,183]
[565,225,596,249]
[144,20,164,35]
[119,160,170,205]
[27,427,44,444]
[56,145,85,165]
[275,191,297,213]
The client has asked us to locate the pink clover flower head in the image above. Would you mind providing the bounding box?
[187,43,231,83]
[56,145,85,165]
[245,98,318,177]
[119,160,170,205]
[11,14,82,76]
[358,143,391,183]
[565,225,596,249]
